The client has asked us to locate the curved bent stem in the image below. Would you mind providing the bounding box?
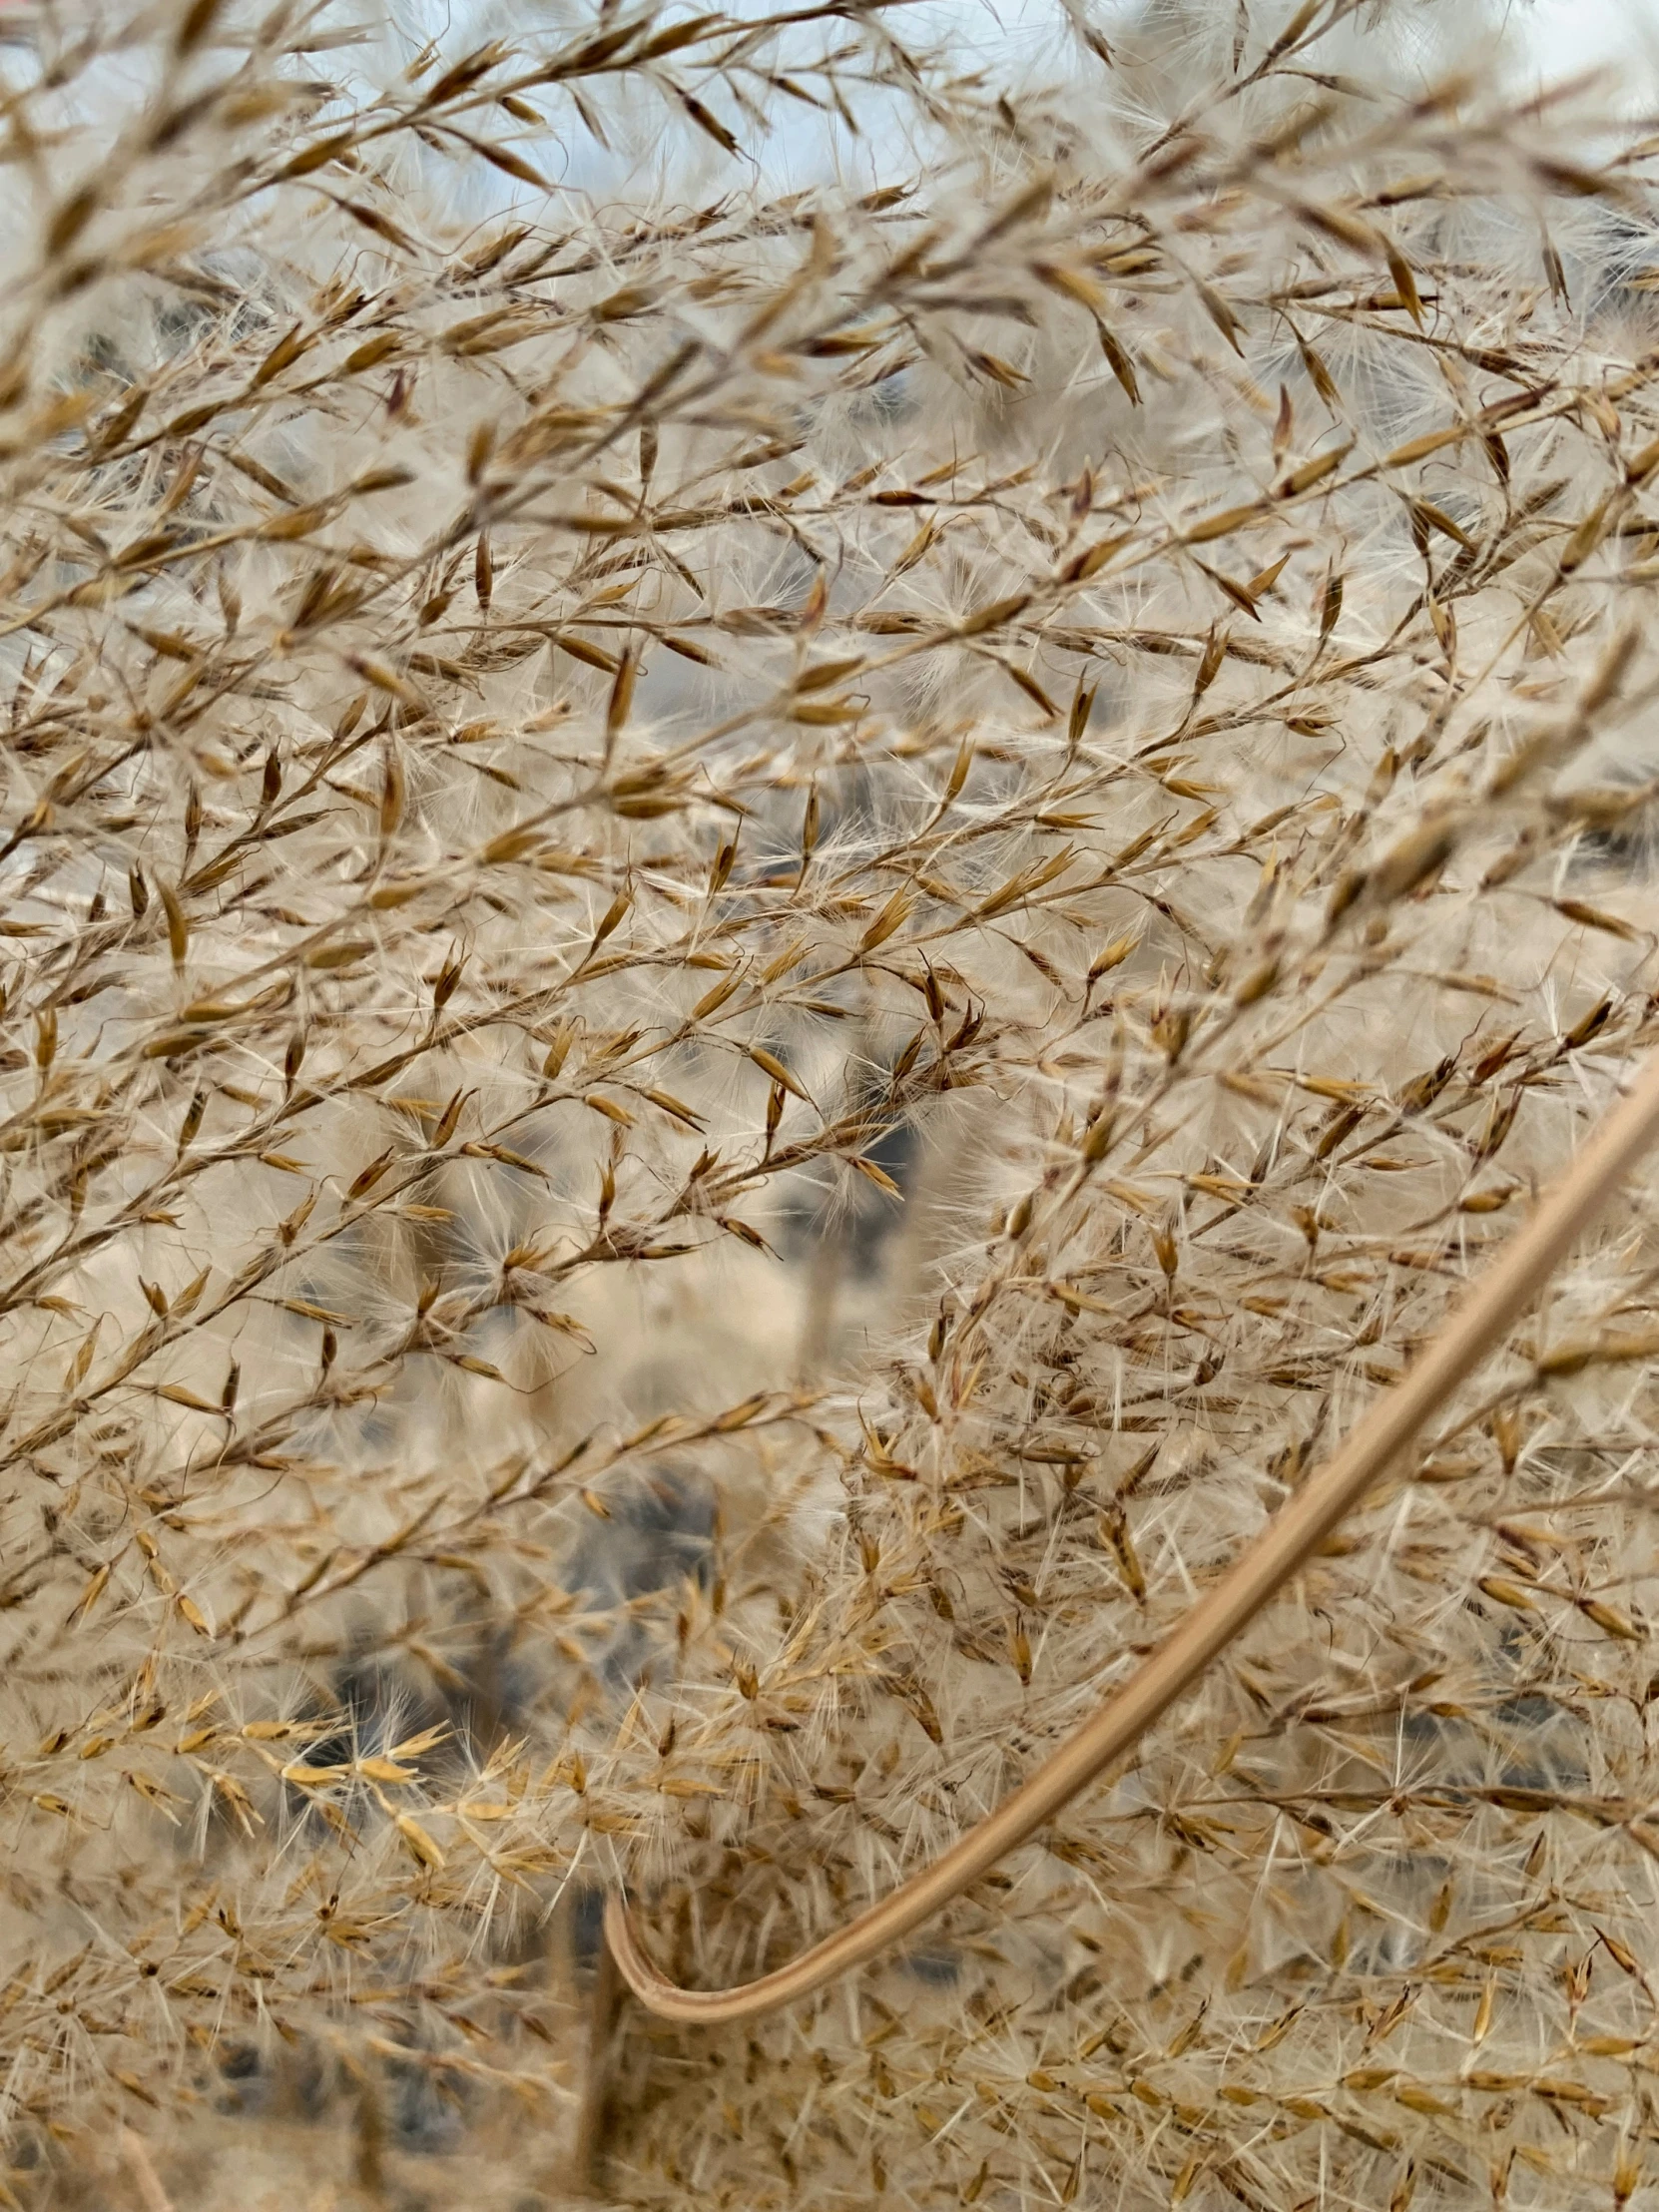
[606,1044,1659,2025]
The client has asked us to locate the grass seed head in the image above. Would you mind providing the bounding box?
[5,0,1659,2204]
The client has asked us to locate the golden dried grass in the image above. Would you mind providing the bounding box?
[6,2,1659,2207]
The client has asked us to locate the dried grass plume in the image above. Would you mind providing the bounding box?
[5,1,1659,2208]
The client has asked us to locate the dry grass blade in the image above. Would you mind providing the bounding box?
[608,1042,1659,2022]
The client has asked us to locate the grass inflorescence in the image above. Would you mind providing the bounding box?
[8,1,1659,2206]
